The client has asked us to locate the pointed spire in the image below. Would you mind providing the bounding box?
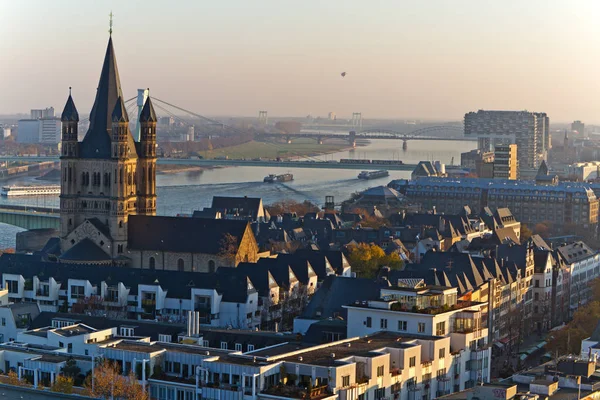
[90,36,123,131]
[81,36,125,158]
[139,95,157,123]
[537,160,549,177]
[61,87,79,122]
[112,96,129,122]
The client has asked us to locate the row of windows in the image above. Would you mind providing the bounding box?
[147,257,217,272]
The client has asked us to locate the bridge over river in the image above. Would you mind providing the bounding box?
[0,156,418,171]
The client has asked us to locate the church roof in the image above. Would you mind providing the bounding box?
[127,215,251,254]
[139,96,157,122]
[59,239,111,262]
[60,92,79,122]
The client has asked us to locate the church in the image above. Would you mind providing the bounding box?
[53,33,259,271]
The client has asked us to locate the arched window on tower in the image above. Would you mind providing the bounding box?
[208,260,215,273]
[177,258,184,272]
[149,257,156,270]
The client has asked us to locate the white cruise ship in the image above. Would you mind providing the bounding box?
[1,185,61,197]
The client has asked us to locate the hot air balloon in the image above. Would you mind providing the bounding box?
[341,72,347,78]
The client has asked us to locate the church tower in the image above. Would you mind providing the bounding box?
[59,33,150,262]
[136,96,157,215]
[59,89,79,238]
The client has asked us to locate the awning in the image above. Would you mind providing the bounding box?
[493,342,505,349]
[499,337,510,344]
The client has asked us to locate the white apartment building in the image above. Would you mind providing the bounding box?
[343,285,491,393]
[0,316,482,400]
[0,265,262,330]
[556,241,600,317]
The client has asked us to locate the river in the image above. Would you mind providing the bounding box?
[0,139,475,248]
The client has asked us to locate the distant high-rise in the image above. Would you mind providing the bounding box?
[493,144,518,180]
[328,112,336,121]
[30,107,54,119]
[464,110,549,171]
[572,120,586,138]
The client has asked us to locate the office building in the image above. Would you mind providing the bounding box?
[16,119,41,143]
[405,177,599,229]
[39,118,60,143]
[464,110,549,170]
[30,107,54,119]
[572,120,586,138]
[493,144,518,179]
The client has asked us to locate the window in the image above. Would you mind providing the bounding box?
[235,343,242,351]
[149,257,156,270]
[221,341,228,350]
[418,322,425,333]
[409,356,416,368]
[202,340,210,347]
[1,318,5,327]
[439,348,445,359]
[374,388,385,399]
[120,327,134,337]
[67,343,73,353]
[6,280,18,294]
[398,320,407,331]
[535,280,539,288]
[247,344,255,352]
[534,293,539,301]
[380,318,387,329]
[159,334,171,343]
[366,317,372,328]
[436,321,446,336]
[342,375,350,387]
[70,285,85,299]
[377,365,384,377]
[178,258,185,272]
[208,260,216,273]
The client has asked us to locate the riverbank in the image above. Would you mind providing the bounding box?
[201,139,354,160]
[156,164,209,174]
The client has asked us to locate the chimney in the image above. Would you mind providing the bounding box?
[187,311,193,336]
[195,311,201,335]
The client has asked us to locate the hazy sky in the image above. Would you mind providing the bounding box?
[2,1,600,122]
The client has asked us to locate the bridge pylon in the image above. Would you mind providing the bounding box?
[402,139,408,150]
[318,137,323,145]
[349,131,356,148]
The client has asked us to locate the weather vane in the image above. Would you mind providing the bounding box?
[109,11,114,36]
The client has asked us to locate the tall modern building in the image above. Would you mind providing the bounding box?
[17,107,61,144]
[572,120,586,138]
[493,144,518,180]
[464,110,549,171]
[30,107,54,119]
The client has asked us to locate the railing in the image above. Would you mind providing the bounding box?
[141,299,156,306]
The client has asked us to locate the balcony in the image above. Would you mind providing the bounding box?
[141,299,156,307]
[262,384,331,399]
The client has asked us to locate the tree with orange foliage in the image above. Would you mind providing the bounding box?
[347,243,404,278]
[51,375,74,394]
[7,370,25,387]
[84,360,148,400]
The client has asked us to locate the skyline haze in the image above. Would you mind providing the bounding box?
[2,1,600,122]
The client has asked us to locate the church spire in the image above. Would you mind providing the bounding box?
[80,35,124,158]
[60,87,79,122]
